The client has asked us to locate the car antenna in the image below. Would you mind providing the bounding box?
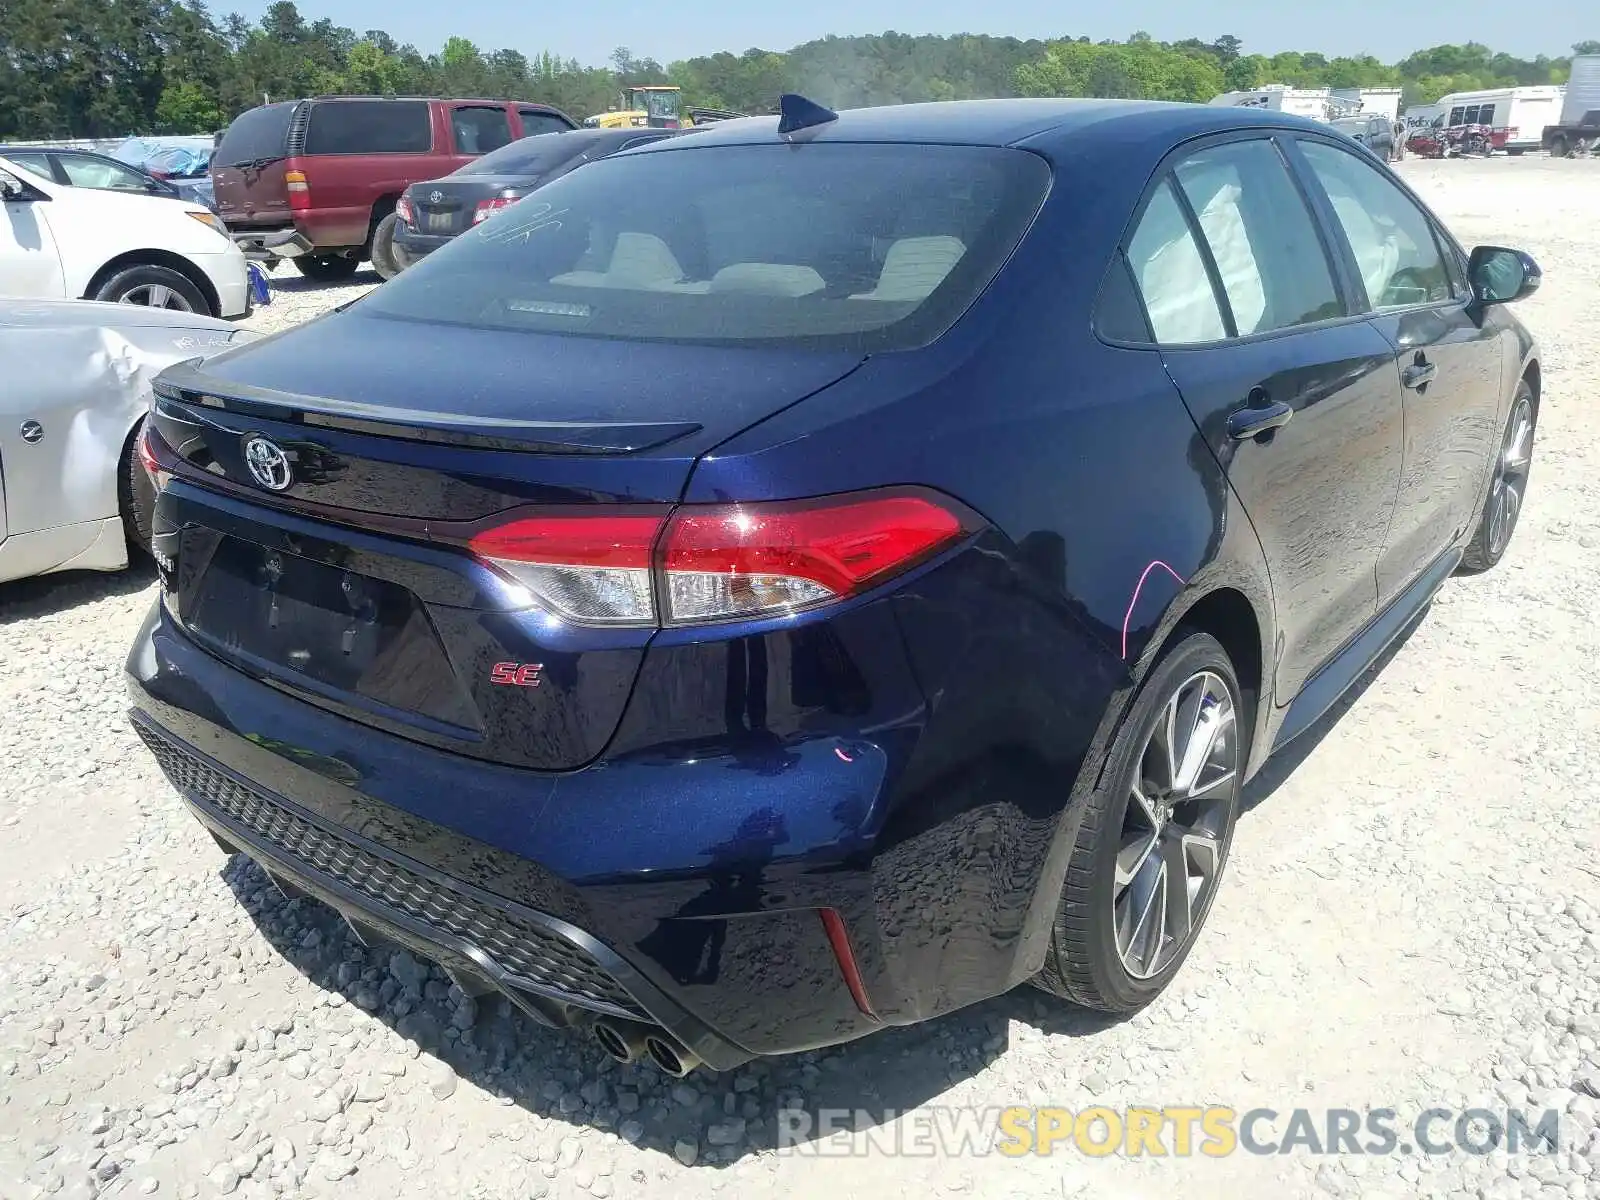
[777,93,838,138]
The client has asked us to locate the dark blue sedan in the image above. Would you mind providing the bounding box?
[129,97,1542,1073]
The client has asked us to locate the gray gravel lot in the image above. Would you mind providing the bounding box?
[1,156,1598,1200]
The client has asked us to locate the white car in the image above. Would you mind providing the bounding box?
[0,299,256,585]
[0,154,250,318]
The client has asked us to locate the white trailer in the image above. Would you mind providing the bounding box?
[1330,87,1404,123]
[1543,55,1600,156]
[1209,86,1334,121]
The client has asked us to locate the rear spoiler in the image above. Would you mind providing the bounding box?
[153,361,701,455]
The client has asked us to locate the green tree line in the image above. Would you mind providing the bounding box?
[1,0,1594,140]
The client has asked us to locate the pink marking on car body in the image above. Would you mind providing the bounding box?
[1121,560,1186,662]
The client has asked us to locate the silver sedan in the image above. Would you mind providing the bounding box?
[0,299,255,584]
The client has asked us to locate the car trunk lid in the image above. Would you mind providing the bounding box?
[147,308,864,771]
[409,176,537,237]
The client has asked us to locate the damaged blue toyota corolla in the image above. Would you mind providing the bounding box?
[128,96,1542,1074]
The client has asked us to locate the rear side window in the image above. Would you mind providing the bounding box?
[1298,140,1452,310]
[216,102,295,165]
[305,101,431,155]
[1172,140,1342,335]
[519,109,574,137]
[364,143,1050,352]
[1478,104,1496,125]
[451,106,513,155]
[1125,179,1229,344]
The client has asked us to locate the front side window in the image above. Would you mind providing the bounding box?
[519,109,573,138]
[3,151,53,181]
[306,101,431,155]
[1172,139,1342,336]
[1298,139,1452,310]
[1449,107,1465,126]
[452,106,514,155]
[59,155,149,191]
[1124,179,1229,344]
[363,143,1050,352]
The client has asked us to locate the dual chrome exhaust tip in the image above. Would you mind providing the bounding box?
[592,1018,703,1076]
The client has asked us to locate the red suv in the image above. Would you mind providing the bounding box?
[212,97,575,281]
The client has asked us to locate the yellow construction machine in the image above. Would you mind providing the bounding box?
[586,86,744,130]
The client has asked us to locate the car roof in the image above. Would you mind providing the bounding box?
[629,98,1333,152]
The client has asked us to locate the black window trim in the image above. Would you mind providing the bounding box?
[1098,128,1365,351]
[1284,131,1471,316]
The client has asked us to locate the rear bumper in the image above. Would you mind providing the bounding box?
[125,524,1119,1059]
[126,602,896,1062]
[130,708,752,1067]
[229,226,314,260]
[392,228,455,267]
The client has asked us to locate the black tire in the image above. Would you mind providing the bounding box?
[120,419,156,556]
[1461,380,1536,574]
[1549,136,1571,159]
[370,213,402,281]
[294,253,360,283]
[92,264,209,314]
[1034,630,1247,1013]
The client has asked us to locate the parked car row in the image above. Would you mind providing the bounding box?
[119,97,1543,1074]
[210,95,578,279]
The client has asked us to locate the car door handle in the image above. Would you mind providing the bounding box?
[1227,399,1294,440]
[1402,354,1437,390]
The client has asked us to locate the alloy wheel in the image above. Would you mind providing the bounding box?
[1487,395,1534,559]
[118,283,194,311]
[1113,669,1238,980]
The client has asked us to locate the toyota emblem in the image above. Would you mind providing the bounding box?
[429,190,443,203]
[243,435,294,492]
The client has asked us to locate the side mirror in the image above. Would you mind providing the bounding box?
[0,169,26,201]
[1468,246,1542,305]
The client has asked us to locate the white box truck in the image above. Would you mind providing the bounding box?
[1544,55,1600,156]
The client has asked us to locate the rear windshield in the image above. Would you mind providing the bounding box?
[365,142,1050,352]
[216,103,295,166]
[306,100,431,155]
[454,132,591,177]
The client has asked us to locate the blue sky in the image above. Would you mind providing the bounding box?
[236,0,1581,65]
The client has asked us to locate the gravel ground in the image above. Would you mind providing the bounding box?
[2,156,1598,1200]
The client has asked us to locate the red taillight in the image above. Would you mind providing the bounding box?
[137,420,171,487]
[468,513,666,625]
[660,492,965,624]
[395,195,414,226]
[472,196,517,224]
[285,169,309,213]
[464,490,970,628]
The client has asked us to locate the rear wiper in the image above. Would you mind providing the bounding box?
[227,155,283,170]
